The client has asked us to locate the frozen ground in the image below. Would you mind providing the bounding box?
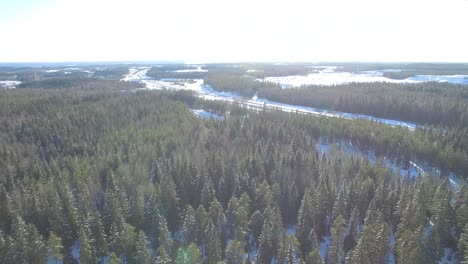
[0,80,21,88]
[190,109,224,120]
[319,235,331,263]
[120,67,434,132]
[175,65,208,73]
[316,139,462,190]
[265,66,468,87]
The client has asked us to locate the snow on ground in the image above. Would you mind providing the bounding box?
[121,67,422,131]
[121,67,465,188]
[190,109,224,120]
[316,140,462,189]
[409,161,427,176]
[387,233,397,264]
[0,80,21,89]
[448,173,460,192]
[248,96,417,130]
[319,235,331,263]
[286,225,297,236]
[409,75,468,85]
[71,241,80,261]
[175,65,208,73]
[265,66,468,87]
[439,248,456,264]
[424,220,434,237]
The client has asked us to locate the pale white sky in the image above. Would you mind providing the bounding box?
[0,0,467,63]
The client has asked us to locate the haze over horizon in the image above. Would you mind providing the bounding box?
[1,0,467,63]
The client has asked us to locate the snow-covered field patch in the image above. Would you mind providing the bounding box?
[0,80,21,88]
[190,109,224,120]
[265,66,468,87]
[175,65,207,73]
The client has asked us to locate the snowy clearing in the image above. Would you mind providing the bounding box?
[121,67,420,131]
[0,80,21,88]
[190,109,224,120]
[264,66,468,87]
[175,65,208,73]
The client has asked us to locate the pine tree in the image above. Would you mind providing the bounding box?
[209,197,227,253]
[248,210,264,240]
[134,230,154,264]
[160,169,179,231]
[225,240,244,264]
[206,220,222,264]
[47,232,64,264]
[432,180,454,255]
[156,246,173,264]
[306,249,323,264]
[196,204,209,247]
[79,227,96,264]
[327,214,346,264]
[108,252,122,264]
[395,228,424,264]
[181,204,198,245]
[175,243,202,264]
[201,173,216,209]
[257,205,283,263]
[456,186,468,235]
[344,207,359,252]
[90,210,108,262]
[11,216,47,264]
[297,188,314,256]
[157,216,174,256]
[458,223,468,264]
[0,231,12,264]
[348,217,390,264]
[279,234,300,264]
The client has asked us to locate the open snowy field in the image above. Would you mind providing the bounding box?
[264,66,468,87]
[0,80,21,88]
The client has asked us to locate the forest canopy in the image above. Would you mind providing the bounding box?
[0,85,467,263]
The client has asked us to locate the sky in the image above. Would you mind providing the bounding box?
[0,0,467,63]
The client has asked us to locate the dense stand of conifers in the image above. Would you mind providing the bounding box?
[0,87,467,264]
[257,82,468,129]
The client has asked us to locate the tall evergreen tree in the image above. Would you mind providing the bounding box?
[206,220,222,264]
[47,232,64,264]
[134,230,154,264]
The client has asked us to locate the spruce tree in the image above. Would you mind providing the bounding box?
[47,232,64,264]
[134,230,154,264]
[225,240,244,264]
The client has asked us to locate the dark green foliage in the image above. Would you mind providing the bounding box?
[0,86,465,263]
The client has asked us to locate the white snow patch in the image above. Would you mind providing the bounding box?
[438,248,456,264]
[70,241,80,261]
[410,161,427,176]
[424,221,434,237]
[408,75,468,85]
[174,65,207,73]
[264,67,468,87]
[0,80,21,88]
[286,225,297,236]
[190,109,223,120]
[387,233,397,264]
[319,235,331,263]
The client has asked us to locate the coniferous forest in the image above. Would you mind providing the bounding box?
[0,63,468,264]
